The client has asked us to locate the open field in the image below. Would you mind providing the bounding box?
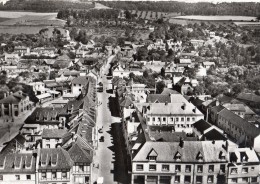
[0,11,57,18]
[173,15,257,21]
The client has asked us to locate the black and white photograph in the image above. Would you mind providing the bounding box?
[0,0,259,183]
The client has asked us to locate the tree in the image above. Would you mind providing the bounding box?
[125,10,132,19]
[136,47,148,61]
[232,83,244,95]
[143,70,149,78]
[129,72,135,79]
[161,67,165,77]
[156,81,165,94]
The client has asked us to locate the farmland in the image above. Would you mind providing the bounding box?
[172,15,257,21]
[0,11,65,34]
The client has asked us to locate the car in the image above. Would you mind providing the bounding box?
[99,136,104,142]
[98,128,103,133]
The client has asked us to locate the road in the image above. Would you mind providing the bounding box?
[92,50,129,183]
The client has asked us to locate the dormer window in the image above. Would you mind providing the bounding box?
[197,152,203,161]
[147,149,158,161]
[36,116,40,121]
[174,151,182,161]
[44,116,47,121]
[14,157,22,170]
[51,154,58,166]
[219,151,226,160]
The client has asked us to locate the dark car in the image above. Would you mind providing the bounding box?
[98,128,103,133]
[99,136,104,142]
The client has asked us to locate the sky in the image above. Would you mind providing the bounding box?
[174,0,260,3]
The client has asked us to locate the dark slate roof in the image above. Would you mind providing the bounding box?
[1,134,26,155]
[0,153,36,174]
[38,148,73,170]
[149,131,197,142]
[42,129,67,139]
[202,129,227,141]
[211,105,225,114]
[193,119,211,134]
[146,94,171,103]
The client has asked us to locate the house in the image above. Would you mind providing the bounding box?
[217,108,260,152]
[42,129,67,148]
[71,76,89,95]
[22,107,64,146]
[236,93,260,109]
[0,152,36,184]
[131,140,228,184]
[37,148,73,184]
[202,61,215,70]
[28,82,46,95]
[113,65,143,78]
[227,148,260,184]
[173,77,194,95]
[196,65,207,77]
[190,39,205,49]
[0,91,32,118]
[14,46,30,55]
[178,59,192,67]
[4,53,19,64]
[143,94,204,133]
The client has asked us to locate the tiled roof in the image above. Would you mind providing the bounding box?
[161,88,179,95]
[149,130,197,142]
[42,129,67,139]
[68,143,92,164]
[71,76,89,85]
[211,105,225,114]
[218,108,260,138]
[0,91,27,104]
[148,102,203,116]
[0,153,36,174]
[237,93,260,103]
[223,103,245,112]
[38,148,73,170]
[133,141,228,163]
[146,94,171,103]
[229,148,259,163]
[193,119,211,134]
[24,107,62,125]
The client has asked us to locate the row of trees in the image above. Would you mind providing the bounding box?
[0,0,94,12]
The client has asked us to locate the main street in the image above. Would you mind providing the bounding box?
[92,51,129,183]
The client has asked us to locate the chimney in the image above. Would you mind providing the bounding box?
[212,140,215,144]
[216,99,220,106]
[193,107,197,113]
[182,103,186,110]
[179,137,184,148]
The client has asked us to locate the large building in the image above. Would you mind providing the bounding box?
[131,140,228,184]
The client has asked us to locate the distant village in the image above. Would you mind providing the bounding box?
[0,6,259,184]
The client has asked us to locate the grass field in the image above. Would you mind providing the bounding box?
[0,11,57,18]
[172,15,257,21]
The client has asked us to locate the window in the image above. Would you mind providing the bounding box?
[196,176,202,183]
[185,165,191,172]
[208,175,213,183]
[163,117,166,121]
[46,144,50,148]
[230,168,237,174]
[52,172,57,179]
[46,138,50,142]
[136,164,143,171]
[162,165,169,171]
[26,175,31,180]
[208,165,214,173]
[197,165,203,173]
[175,165,181,172]
[231,178,237,183]
[0,175,3,181]
[171,118,174,121]
[184,176,191,183]
[79,165,84,172]
[62,172,67,179]
[79,89,81,91]
[149,164,156,171]
[149,156,157,161]
[181,117,184,121]
[175,176,180,183]
[242,177,248,182]
[251,177,257,182]
[192,117,195,121]
[152,117,155,121]
[15,175,20,180]
[176,118,179,122]
[42,172,46,180]
[242,168,248,173]
[251,167,255,171]
[187,117,190,122]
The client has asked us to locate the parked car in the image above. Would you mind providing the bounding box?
[99,136,104,142]
[98,128,103,133]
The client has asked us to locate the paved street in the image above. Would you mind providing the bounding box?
[92,51,129,183]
